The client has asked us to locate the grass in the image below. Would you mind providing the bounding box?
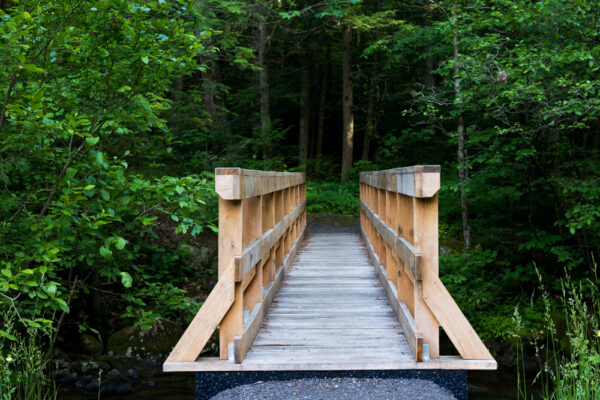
[0,314,57,400]
[513,265,600,400]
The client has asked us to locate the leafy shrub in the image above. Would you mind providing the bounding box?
[306,181,360,216]
[0,0,217,372]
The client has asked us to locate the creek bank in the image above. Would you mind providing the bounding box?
[54,316,193,395]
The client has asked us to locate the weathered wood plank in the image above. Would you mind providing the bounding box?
[423,275,495,360]
[359,166,441,198]
[164,356,497,372]
[362,226,423,362]
[165,263,236,363]
[361,201,422,280]
[215,168,306,200]
[236,201,306,282]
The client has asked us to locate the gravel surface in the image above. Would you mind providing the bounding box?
[210,377,457,400]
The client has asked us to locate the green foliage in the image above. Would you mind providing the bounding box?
[0,0,217,360]
[306,181,359,216]
[0,313,56,400]
[513,267,600,400]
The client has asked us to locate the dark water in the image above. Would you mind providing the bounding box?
[59,367,535,399]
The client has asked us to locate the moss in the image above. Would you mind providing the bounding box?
[106,318,183,357]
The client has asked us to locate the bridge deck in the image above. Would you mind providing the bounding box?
[244,232,413,365]
[164,232,496,371]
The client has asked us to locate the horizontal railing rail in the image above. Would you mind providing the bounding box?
[165,168,306,365]
[360,166,494,362]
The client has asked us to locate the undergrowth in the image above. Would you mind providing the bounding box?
[306,181,359,216]
[513,265,600,399]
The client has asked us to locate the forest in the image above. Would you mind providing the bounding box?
[0,0,599,398]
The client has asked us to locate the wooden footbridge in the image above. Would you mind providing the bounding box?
[164,166,496,372]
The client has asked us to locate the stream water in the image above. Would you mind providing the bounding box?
[59,366,534,399]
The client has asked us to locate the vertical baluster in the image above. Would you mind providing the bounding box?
[275,189,284,270]
[413,195,440,359]
[262,193,276,283]
[242,196,262,315]
[386,191,399,283]
[397,193,415,314]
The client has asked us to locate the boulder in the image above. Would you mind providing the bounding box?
[80,334,103,356]
[106,319,183,357]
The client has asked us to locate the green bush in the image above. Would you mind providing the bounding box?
[0,0,217,375]
[306,181,360,216]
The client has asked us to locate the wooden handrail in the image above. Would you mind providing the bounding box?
[165,168,306,365]
[360,166,494,363]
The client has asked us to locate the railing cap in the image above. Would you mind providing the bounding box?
[215,168,306,200]
[360,165,441,198]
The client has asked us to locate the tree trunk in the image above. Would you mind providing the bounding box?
[315,44,330,171]
[453,10,471,252]
[299,48,311,166]
[202,62,217,119]
[258,10,272,158]
[363,57,378,161]
[341,26,354,181]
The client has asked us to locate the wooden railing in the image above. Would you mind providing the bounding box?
[166,168,306,364]
[360,166,493,362]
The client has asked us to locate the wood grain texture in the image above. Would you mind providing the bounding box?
[359,166,441,198]
[361,201,421,280]
[165,263,236,363]
[361,228,422,361]
[423,275,495,360]
[215,168,306,200]
[164,355,497,372]
[412,194,440,359]
[165,166,497,372]
[243,233,413,367]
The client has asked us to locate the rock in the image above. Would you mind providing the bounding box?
[96,360,111,372]
[57,371,77,386]
[126,369,139,381]
[110,356,140,372]
[107,368,121,378]
[55,368,70,380]
[106,319,183,357]
[80,361,99,374]
[177,244,201,258]
[85,378,100,393]
[95,355,140,372]
[198,246,216,268]
[80,334,103,356]
[75,374,92,389]
[103,374,133,395]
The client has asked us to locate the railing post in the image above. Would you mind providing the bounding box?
[218,197,244,360]
[359,166,441,361]
[412,195,440,359]
[165,168,307,366]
